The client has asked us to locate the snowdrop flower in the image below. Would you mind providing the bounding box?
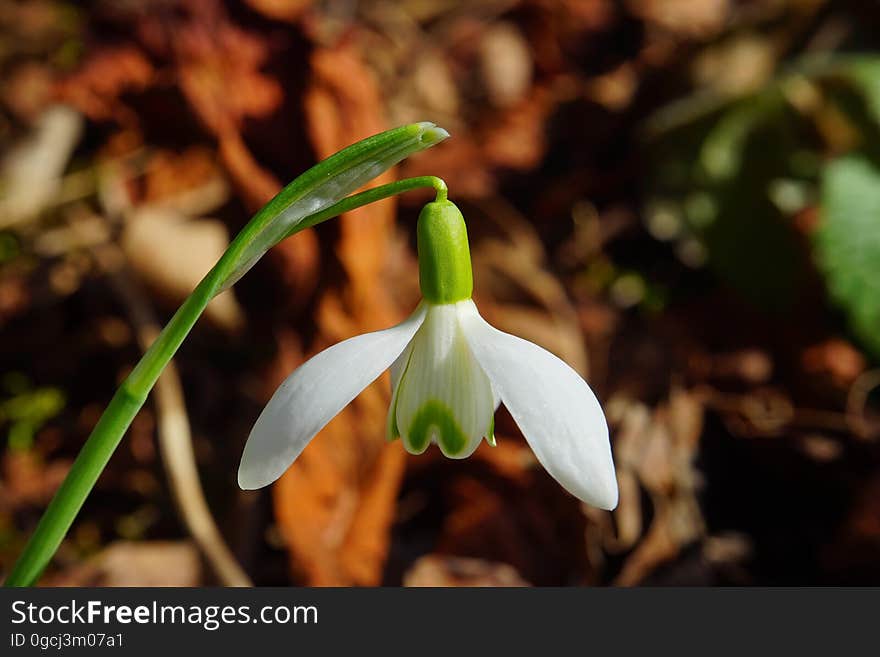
[238,199,618,509]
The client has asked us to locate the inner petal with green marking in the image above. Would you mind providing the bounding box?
[389,302,495,459]
[406,399,468,455]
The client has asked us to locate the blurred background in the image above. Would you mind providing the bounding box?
[1,0,879,586]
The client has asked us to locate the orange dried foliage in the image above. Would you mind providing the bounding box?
[3,62,54,121]
[271,44,407,585]
[217,131,282,209]
[399,86,555,198]
[56,46,154,124]
[159,3,323,304]
[244,0,313,23]
[176,15,282,135]
[429,461,591,585]
[802,339,867,388]
[142,147,221,204]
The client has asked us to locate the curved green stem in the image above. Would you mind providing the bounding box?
[296,176,447,231]
[3,175,447,587]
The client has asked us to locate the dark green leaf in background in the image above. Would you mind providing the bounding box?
[815,155,880,357]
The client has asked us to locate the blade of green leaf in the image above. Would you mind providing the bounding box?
[219,121,449,291]
[815,154,880,357]
[836,57,880,128]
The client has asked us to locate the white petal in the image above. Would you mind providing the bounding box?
[458,301,618,509]
[395,303,494,458]
[385,341,414,441]
[389,340,413,391]
[238,303,427,489]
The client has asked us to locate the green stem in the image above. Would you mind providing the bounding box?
[3,175,446,587]
[296,176,447,231]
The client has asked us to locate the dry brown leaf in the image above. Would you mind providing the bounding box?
[627,0,730,39]
[613,497,700,586]
[216,126,322,309]
[692,33,776,96]
[411,52,461,117]
[537,0,616,32]
[483,86,554,171]
[216,131,280,208]
[605,390,705,582]
[55,47,154,123]
[121,207,244,331]
[402,89,553,197]
[606,399,652,550]
[802,339,867,388]
[0,105,83,228]
[0,450,71,511]
[142,147,224,206]
[611,392,706,584]
[471,201,589,375]
[2,62,54,121]
[0,275,30,321]
[401,136,495,198]
[471,438,535,484]
[244,0,312,23]
[822,474,880,578]
[176,14,282,135]
[433,470,590,585]
[271,296,406,585]
[586,62,638,110]
[45,541,201,587]
[404,555,530,587]
[480,22,533,109]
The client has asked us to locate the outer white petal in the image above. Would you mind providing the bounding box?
[458,301,618,509]
[238,303,427,489]
[389,341,413,389]
[385,341,414,440]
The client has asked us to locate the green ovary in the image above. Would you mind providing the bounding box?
[404,399,468,456]
[417,200,473,304]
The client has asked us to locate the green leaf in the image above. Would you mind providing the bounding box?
[815,155,880,357]
[648,92,809,310]
[219,122,449,290]
[0,386,65,451]
[838,57,880,127]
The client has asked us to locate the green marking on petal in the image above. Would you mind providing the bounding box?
[405,399,468,456]
[486,416,496,447]
[385,378,401,442]
[386,414,400,442]
[386,345,414,442]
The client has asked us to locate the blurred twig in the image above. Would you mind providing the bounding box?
[108,263,252,587]
[137,321,252,587]
[94,166,251,586]
[847,369,880,441]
